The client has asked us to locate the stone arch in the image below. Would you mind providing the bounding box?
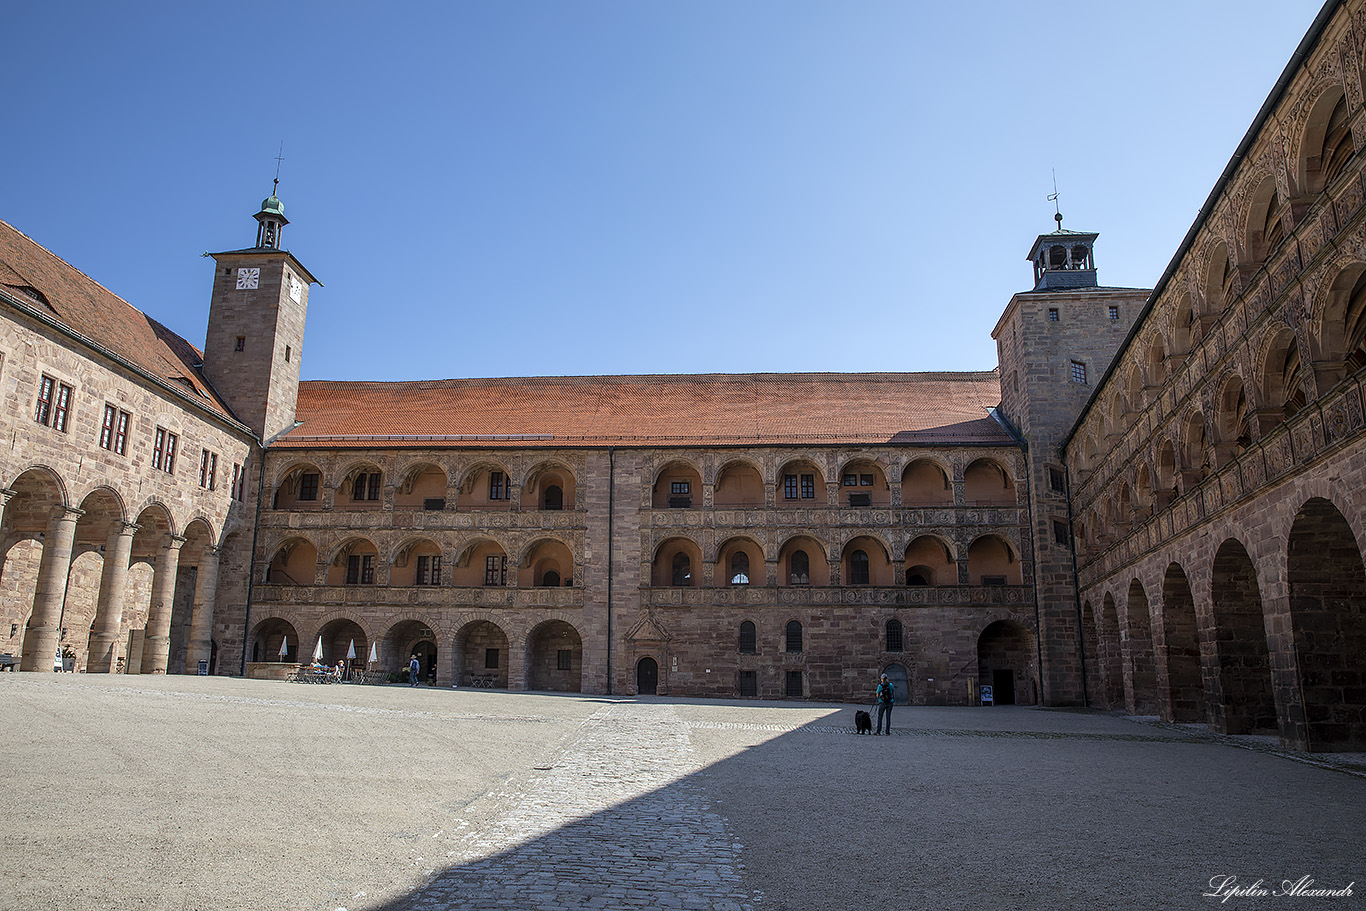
[457,459,515,510]
[379,616,436,679]
[713,458,765,508]
[1313,261,1366,381]
[451,536,510,587]
[310,616,368,672]
[323,535,380,585]
[713,535,765,587]
[903,534,955,586]
[522,459,577,511]
[453,618,511,688]
[1099,592,1124,709]
[1212,371,1253,466]
[525,618,582,692]
[900,458,953,506]
[841,535,891,586]
[962,457,1013,506]
[1201,240,1235,316]
[1296,82,1355,195]
[775,457,827,505]
[1159,563,1205,723]
[1124,362,1145,413]
[265,535,319,584]
[1144,335,1168,388]
[1241,173,1287,264]
[1155,439,1178,500]
[1285,497,1366,750]
[652,459,703,509]
[1133,462,1154,513]
[976,619,1037,706]
[270,460,326,509]
[1172,291,1197,355]
[1209,538,1276,735]
[247,616,299,664]
[836,456,891,508]
[519,537,575,587]
[966,534,1020,585]
[393,461,449,509]
[653,536,702,587]
[1178,408,1211,484]
[778,534,827,586]
[1256,323,1309,421]
[1123,579,1160,715]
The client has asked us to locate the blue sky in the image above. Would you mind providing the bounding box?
[5,1,1324,381]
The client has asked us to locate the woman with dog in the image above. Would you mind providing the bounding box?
[874,673,895,735]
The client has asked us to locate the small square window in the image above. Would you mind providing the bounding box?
[1071,361,1088,384]
[859,474,874,487]
[670,480,690,496]
[1048,308,1059,322]
[1053,519,1071,547]
[1108,306,1119,320]
[842,474,857,487]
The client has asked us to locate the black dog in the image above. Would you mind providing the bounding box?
[855,710,872,734]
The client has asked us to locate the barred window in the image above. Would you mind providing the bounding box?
[739,621,757,654]
[789,549,810,585]
[557,649,572,671]
[886,619,904,653]
[785,620,803,653]
[1070,361,1088,384]
[849,549,870,585]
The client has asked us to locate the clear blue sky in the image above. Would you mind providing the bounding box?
[5,1,1324,382]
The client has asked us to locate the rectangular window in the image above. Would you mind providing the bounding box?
[783,474,798,499]
[489,471,505,500]
[557,649,572,671]
[485,648,500,670]
[1048,308,1059,322]
[1070,361,1088,384]
[100,405,130,454]
[199,450,218,489]
[152,427,178,473]
[1048,467,1066,493]
[982,575,1007,586]
[738,670,757,697]
[51,382,72,432]
[842,473,857,487]
[233,460,248,501]
[670,480,690,496]
[800,474,815,498]
[859,473,874,487]
[785,670,803,698]
[298,472,319,501]
[346,554,375,585]
[1108,305,1120,320]
[1053,519,1071,547]
[484,555,507,586]
[353,472,381,501]
[416,555,442,586]
[235,336,245,351]
[34,375,54,425]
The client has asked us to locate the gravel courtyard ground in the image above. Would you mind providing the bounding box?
[0,673,1362,911]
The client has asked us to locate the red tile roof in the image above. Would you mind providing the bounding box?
[0,219,235,421]
[280,372,1011,449]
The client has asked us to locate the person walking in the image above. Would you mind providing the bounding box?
[409,654,421,687]
[874,673,895,735]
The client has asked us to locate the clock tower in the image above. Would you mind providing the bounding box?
[202,185,319,442]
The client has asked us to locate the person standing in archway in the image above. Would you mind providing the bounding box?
[874,673,895,735]
[409,654,421,687]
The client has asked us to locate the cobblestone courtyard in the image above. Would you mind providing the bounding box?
[1,675,1362,911]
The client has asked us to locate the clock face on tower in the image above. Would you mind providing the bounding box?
[236,267,260,290]
[288,274,302,302]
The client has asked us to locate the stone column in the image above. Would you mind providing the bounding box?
[140,534,186,675]
[88,522,139,673]
[20,505,83,672]
[184,545,221,674]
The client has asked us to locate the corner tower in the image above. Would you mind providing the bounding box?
[202,184,319,442]
[991,221,1149,706]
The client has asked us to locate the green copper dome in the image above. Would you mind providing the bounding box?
[259,195,285,217]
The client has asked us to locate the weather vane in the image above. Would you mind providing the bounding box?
[273,141,285,193]
[1049,170,1062,229]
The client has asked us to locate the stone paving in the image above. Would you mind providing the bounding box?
[1,674,1363,911]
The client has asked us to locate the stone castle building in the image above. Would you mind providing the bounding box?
[1,0,1363,751]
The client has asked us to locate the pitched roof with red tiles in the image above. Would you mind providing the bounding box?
[280,372,1012,449]
[0,219,236,422]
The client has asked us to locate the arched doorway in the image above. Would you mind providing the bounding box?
[455,620,510,688]
[1124,580,1160,715]
[382,619,436,681]
[527,620,582,692]
[882,663,909,704]
[976,620,1036,705]
[1160,563,1206,723]
[1209,538,1275,734]
[1286,498,1366,751]
[636,657,658,695]
[248,617,299,665]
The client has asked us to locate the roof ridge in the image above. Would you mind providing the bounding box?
[299,369,1002,386]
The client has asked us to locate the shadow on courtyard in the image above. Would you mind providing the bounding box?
[366,700,1366,911]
